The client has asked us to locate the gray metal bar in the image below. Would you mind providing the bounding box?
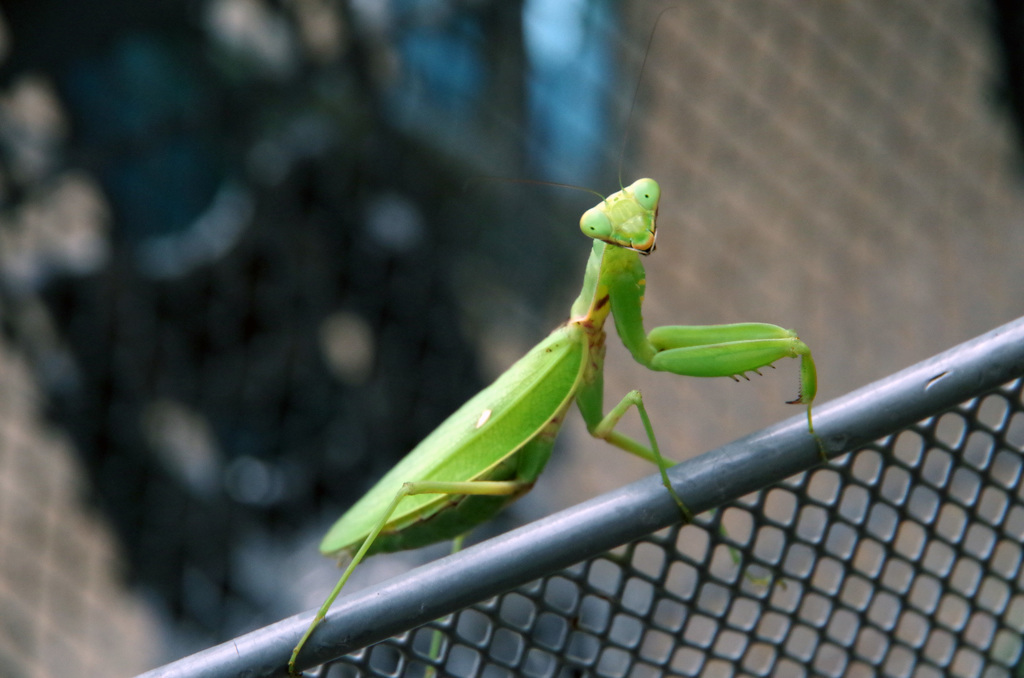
[136,316,1024,678]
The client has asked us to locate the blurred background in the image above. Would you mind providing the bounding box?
[0,1,1022,675]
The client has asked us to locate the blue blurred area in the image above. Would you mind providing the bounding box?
[382,0,613,185]
[397,13,487,117]
[522,0,613,185]
[50,0,615,254]
[60,34,227,243]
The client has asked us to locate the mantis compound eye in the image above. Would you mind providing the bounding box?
[630,178,660,211]
[579,207,613,240]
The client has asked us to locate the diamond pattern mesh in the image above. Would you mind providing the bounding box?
[319,377,1024,678]
[3,2,1024,676]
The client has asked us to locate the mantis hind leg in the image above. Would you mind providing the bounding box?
[424,534,466,677]
[289,480,524,677]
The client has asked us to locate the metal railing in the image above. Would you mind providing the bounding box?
[139,316,1024,677]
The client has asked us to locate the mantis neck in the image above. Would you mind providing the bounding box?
[569,240,642,329]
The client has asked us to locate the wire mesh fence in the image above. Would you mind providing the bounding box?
[140,317,1024,677]
[2,2,1024,677]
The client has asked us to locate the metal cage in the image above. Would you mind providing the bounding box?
[139,316,1024,678]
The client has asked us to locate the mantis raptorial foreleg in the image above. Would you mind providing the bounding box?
[646,322,819,439]
[608,286,821,454]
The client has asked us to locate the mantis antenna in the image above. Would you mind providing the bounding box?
[616,6,677,190]
[462,175,605,203]
[467,9,678,206]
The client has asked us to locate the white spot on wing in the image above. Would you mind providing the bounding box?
[476,409,492,429]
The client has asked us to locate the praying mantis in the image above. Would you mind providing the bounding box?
[288,177,819,676]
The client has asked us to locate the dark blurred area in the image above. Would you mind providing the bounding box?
[1,0,1023,673]
[0,0,623,665]
[990,0,1024,169]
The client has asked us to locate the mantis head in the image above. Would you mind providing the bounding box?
[579,178,660,255]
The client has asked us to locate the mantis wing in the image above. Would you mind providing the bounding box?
[320,323,588,556]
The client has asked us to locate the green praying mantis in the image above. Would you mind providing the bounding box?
[288,177,819,676]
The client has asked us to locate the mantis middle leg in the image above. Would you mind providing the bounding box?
[574,351,692,519]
